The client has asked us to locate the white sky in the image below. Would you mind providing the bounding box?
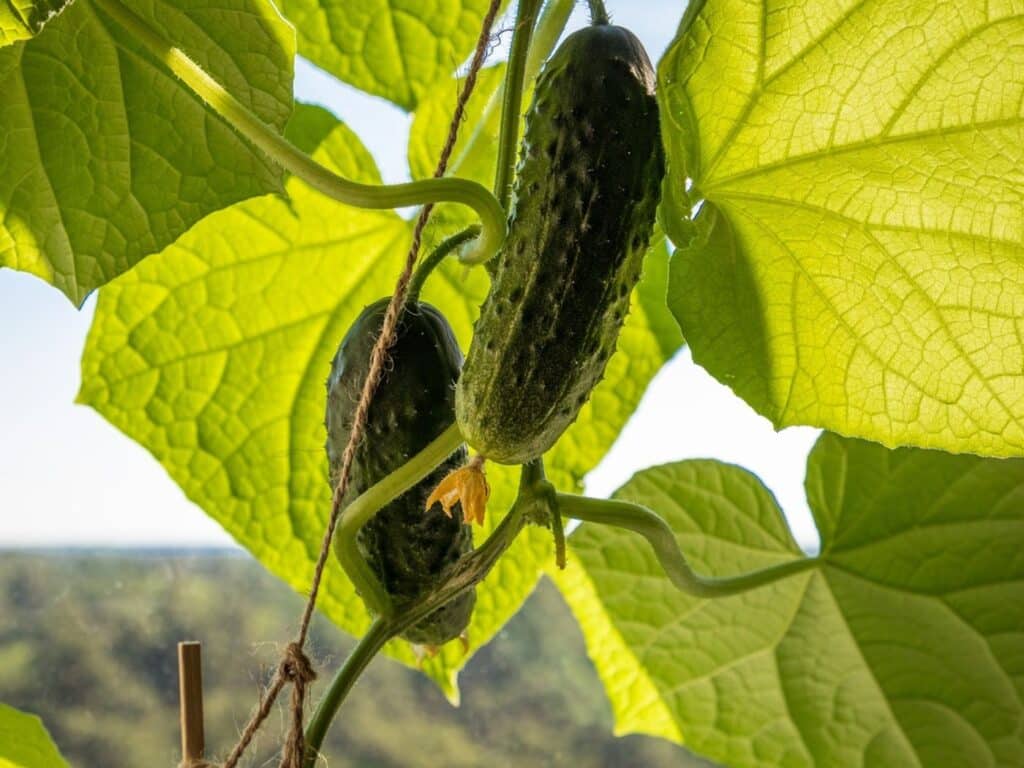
[0,2,821,550]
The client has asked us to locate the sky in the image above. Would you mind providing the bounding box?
[0,1,822,551]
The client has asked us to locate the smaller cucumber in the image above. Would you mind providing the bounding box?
[326,298,475,645]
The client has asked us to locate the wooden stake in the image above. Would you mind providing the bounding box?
[178,641,206,765]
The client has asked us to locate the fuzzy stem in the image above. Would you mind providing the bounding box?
[448,0,573,184]
[303,467,537,764]
[558,494,818,597]
[302,617,395,768]
[492,0,545,213]
[519,457,547,490]
[407,225,481,302]
[525,0,576,78]
[92,0,506,264]
[336,423,465,616]
[586,0,610,25]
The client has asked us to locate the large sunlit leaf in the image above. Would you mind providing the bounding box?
[556,433,1024,766]
[405,62,506,258]
[79,104,680,694]
[0,0,294,305]
[0,0,70,45]
[278,0,502,111]
[660,0,1024,457]
[0,703,69,768]
[408,64,505,187]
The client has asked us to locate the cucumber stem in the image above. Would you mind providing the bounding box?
[586,0,610,25]
[447,0,574,185]
[302,617,395,768]
[336,423,466,616]
[550,499,567,569]
[92,0,506,264]
[492,0,546,213]
[303,465,537,764]
[557,494,818,597]
[407,225,481,302]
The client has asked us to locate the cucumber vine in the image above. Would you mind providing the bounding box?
[6,0,1020,765]
[407,226,481,302]
[290,1,823,759]
[492,0,545,213]
[83,0,828,761]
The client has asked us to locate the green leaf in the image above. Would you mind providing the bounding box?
[0,0,70,45]
[278,0,502,111]
[78,103,422,669]
[0,0,294,305]
[408,63,505,187]
[660,0,1024,457]
[407,61,510,261]
[556,433,1024,766]
[79,104,681,693]
[0,703,69,768]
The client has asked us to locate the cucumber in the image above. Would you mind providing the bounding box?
[326,298,475,645]
[456,23,665,464]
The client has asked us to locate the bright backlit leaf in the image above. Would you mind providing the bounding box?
[408,64,506,187]
[79,104,680,693]
[406,63,506,259]
[0,703,69,768]
[279,0,502,110]
[0,0,294,305]
[660,0,1024,457]
[0,0,70,46]
[557,432,1024,766]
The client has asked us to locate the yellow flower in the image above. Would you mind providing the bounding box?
[425,457,489,526]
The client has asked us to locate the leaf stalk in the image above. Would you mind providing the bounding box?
[557,494,818,597]
[92,0,506,264]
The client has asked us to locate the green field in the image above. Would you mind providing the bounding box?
[0,552,709,767]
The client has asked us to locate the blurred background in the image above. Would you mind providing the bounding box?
[0,553,715,766]
[0,1,817,765]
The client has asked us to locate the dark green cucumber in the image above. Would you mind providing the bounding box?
[456,23,665,464]
[326,298,475,645]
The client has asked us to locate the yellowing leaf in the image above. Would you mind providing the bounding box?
[661,0,1024,457]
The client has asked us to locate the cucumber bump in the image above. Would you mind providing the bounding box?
[456,23,665,465]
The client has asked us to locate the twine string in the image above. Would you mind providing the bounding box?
[218,2,502,766]
[278,643,318,767]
